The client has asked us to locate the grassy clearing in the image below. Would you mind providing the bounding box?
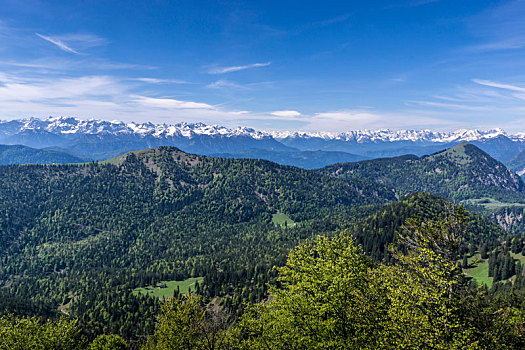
[463,197,525,209]
[272,213,295,228]
[464,254,493,288]
[132,277,204,298]
[463,251,525,288]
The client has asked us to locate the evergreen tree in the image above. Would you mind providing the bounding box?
[480,243,488,259]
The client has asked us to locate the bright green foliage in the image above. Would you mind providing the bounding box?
[352,193,505,262]
[271,212,295,228]
[374,208,479,349]
[396,206,467,262]
[230,211,522,349]
[144,294,233,350]
[89,334,127,350]
[144,295,206,350]
[0,315,85,350]
[231,235,382,349]
[376,248,475,349]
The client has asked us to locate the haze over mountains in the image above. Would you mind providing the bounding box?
[1,117,524,171]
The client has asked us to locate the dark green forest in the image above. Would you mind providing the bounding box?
[321,142,525,202]
[2,145,525,349]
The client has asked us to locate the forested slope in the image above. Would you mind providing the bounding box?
[321,142,525,202]
[0,146,393,340]
[0,144,86,165]
[351,192,506,262]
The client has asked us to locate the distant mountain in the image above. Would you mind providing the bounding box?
[0,117,524,167]
[0,144,86,165]
[271,129,525,161]
[0,117,293,161]
[210,149,367,169]
[321,142,525,202]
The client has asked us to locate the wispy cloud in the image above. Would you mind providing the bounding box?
[465,38,525,52]
[208,62,271,74]
[133,77,190,84]
[301,109,455,132]
[310,14,351,28]
[206,80,245,89]
[35,32,107,54]
[406,100,489,111]
[0,75,123,101]
[36,33,79,54]
[465,0,525,52]
[132,96,214,109]
[271,110,301,117]
[0,72,223,122]
[473,79,525,92]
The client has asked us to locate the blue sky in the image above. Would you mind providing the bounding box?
[1,0,525,132]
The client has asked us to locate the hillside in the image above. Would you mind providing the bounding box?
[351,192,506,262]
[210,148,367,169]
[0,144,86,165]
[321,142,525,202]
[0,146,393,339]
[0,146,516,343]
[508,150,525,178]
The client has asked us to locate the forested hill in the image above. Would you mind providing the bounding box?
[321,142,525,202]
[0,146,394,339]
[351,192,506,262]
[508,149,525,179]
[0,144,86,165]
[102,146,395,216]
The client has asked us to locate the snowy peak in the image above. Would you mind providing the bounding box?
[269,128,510,143]
[0,117,522,143]
[0,117,269,140]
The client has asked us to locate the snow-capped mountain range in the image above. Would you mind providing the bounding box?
[0,116,524,171]
[1,116,523,143]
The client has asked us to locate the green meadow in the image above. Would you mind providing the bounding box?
[272,212,296,228]
[132,277,204,298]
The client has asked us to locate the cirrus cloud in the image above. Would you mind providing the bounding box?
[132,96,214,109]
[208,62,271,74]
[270,110,302,117]
[36,33,79,54]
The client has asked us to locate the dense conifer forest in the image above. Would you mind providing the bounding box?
[1,145,525,349]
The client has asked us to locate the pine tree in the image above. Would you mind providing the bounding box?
[494,264,502,282]
[480,243,488,260]
[462,253,468,268]
[488,253,495,277]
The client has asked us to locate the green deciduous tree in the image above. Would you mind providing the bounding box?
[230,234,382,349]
[89,334,127,350]
[144,294,233,350]
[0,315,85,350]
[229,210,497,349]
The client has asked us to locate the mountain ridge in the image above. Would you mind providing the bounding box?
[1,117,524,167]
[321,142,525,202]
[2,116,523,142]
